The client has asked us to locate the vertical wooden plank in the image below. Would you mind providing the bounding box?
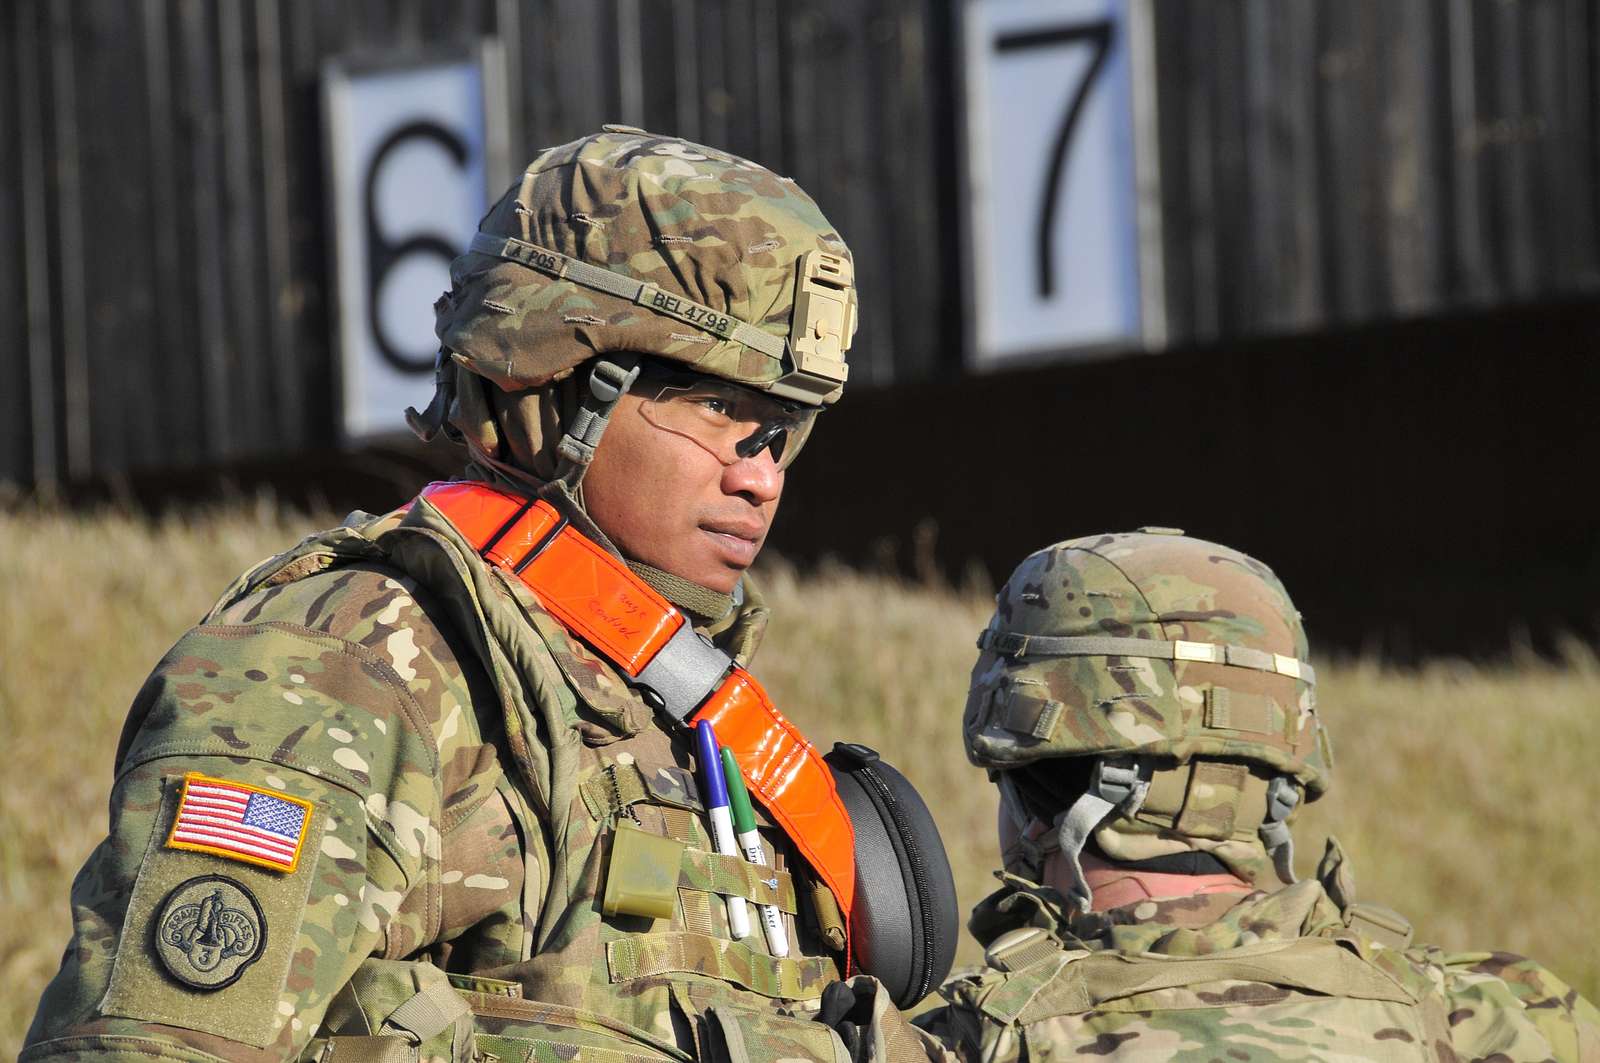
[873,0,953,380]
[1282,0,1326,326]
[1225,0,1255,331]
[1210,0,1252,333]
[220,0,268,452]
[636,0,681,139]
[74,0,159,472]
[290,0,346,436]
[256,0,304,446]
[1377,0,1443,315]
[1241,0,1278,328]
[753,0,784,167]
[48,2,91,479]
[1314,0,1384,322]
[1591,0,1600,279]
[547,0,616,140]
[1446,0,1492,300]
[1149,0,1194,343]
[672,0,702,141]
[513,0,559,146]
[0,2,33,483]
[1527,0,1593,290]
[139,0,201,467]
[178,0,233,455]
[1561,0,1600,284]
[493,0,527,166]
[16,0,59,488]
[696,0,730,149]
[713,0,759,160]
[782,0,895,385]
[614,0,646,128]
[1319,1,1394,468]
[1488,0,1537,295]
[1182,4,1219,341]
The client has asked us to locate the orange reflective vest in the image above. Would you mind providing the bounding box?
[416,481,857,937]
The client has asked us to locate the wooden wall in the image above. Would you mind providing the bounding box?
[2,0,1597,489]
[1149,0,1600,340]
[0,0,955,487]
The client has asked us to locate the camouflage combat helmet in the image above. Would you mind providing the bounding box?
[410,126,857,484]
[966,530,1333,909]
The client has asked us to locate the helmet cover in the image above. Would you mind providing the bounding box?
[435,127,857,406]
[966,531,1332,798]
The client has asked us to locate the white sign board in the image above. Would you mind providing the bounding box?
[325,52,505,438]
[963,0,1149,365]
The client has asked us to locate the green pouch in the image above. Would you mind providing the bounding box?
[603,821,686,920]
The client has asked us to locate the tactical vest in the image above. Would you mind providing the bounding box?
[208,482,854,1062]
[939,883,1453,1062]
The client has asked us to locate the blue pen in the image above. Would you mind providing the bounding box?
[694,720,751,939]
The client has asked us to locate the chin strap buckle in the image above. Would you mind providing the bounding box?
[1055,757,1153,913]
[1259,775,1302,884]
[405,348,461,443]
[556,356,642,479]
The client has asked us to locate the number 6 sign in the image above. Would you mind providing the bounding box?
[324,48,510,439]
[961,0,1157,366]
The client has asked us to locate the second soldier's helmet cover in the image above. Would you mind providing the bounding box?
[435,126,857,405]
[965,531,1333,818]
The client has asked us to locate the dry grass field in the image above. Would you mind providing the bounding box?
[3,501,1597,1054]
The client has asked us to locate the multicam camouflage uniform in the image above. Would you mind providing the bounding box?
[917,531,1600,1062]
[24,131,929,1063]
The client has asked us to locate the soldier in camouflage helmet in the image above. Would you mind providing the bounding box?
[25,129,940,1063]
[918,530,1600,1061]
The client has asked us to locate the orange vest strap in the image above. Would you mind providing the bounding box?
[415,481,857,926]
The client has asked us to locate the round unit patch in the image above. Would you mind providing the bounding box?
[154,875,266,990]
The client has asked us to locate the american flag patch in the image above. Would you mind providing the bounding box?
[166,772,314,873]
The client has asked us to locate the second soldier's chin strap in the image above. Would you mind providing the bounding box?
[1259,774,1301,885]
[554,355,642,488]
[1054,758,1153,913]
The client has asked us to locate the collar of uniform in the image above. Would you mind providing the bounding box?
[1074,878,1341,956]
[627,559,736,626]
[699,570,769,668]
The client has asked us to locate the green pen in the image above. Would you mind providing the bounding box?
[720,747,789,957]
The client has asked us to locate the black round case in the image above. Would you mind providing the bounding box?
[825,742,960,1008]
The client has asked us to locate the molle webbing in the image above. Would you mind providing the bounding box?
[414,481,856,929]
[680,847,798,913]
[978,631,1316,685]
[606,932,836,1000]
[469,232,788,361]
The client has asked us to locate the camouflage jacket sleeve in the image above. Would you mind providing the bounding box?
[913,970,1020,1063]
[1423,947,1600,1062]
[23,565,528,1063]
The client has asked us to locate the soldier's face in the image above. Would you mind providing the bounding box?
[583,392,785,594]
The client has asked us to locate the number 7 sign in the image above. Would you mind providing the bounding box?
[961,0,1158,366]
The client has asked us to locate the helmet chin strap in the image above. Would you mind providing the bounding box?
[1052,758,1153,913]
[479,353,739,624]
[554,355,641,488]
